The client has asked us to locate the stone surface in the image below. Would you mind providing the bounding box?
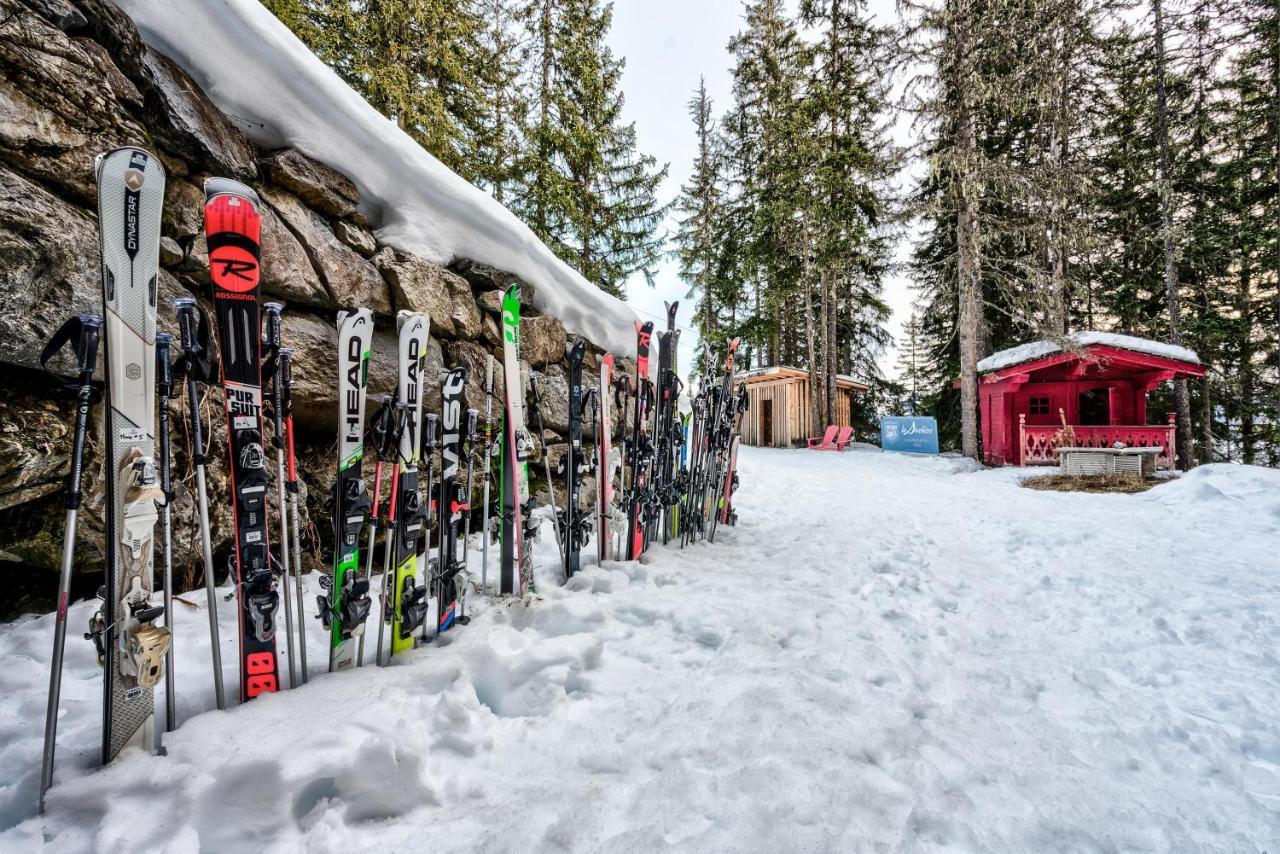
[374,248,481,339]
[159,235,183,267]
[522,314,568,368]
[259,148,360,217]
[23,0,86,30]
[162,176,205,241]
[477,289,503,315]
[258,202,329,308]
[451,259,532,302]
[0,165,101,371]
[140,48,257,180]
[333,219,376,257]
[0,0,144,203]
[262,188,390,314]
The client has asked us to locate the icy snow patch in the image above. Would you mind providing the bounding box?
[977,331,1201,373]
[115,0,640,357]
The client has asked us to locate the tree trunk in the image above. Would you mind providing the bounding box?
[1153,0,1195,469]
[955,9,982,462]
[805,276,822,435]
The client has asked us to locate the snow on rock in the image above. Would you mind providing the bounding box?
[114,0,640,357]
[5,449,1278,851]
[977,331,1202,373]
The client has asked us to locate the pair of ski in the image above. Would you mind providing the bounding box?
[680,340,747,546]
[352,313,475,669]
[40,149,174,814]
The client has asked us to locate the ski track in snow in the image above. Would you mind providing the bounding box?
[2,449,1278,852]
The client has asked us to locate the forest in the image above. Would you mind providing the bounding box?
[265,0,1278,467]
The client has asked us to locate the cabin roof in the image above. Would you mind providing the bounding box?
[977,332,1202,374]
[740,366,870,391]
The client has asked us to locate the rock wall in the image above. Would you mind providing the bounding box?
[0,0,627,614]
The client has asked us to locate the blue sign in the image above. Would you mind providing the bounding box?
[880,416,939,455]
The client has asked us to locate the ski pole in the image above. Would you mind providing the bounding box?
[39,314,102,813]
[375,403,408,666]
[480,355,494,593]
[358,395,393,667]
[155,333,178,730]
[457,408,478,621]
[279,348,308,682]
[262,303,296,689]
[419,412,438,645]
[174,298,225,710]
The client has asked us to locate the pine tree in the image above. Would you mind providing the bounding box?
[895,313,927,415]
[674,78,725,365]
[515,0,669,297]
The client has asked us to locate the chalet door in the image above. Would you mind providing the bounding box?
[1078,388,1110,425]
[761,399,774,446]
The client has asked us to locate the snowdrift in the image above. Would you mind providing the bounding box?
[115,0,640,357]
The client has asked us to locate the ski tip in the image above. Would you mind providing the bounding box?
[203,176,260,209]
[395,309,427,335]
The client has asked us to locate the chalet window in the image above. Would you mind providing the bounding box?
[1029,396,1050,415]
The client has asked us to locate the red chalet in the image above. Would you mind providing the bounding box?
[973,332,1206,469]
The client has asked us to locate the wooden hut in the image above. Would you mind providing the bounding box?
[740,367,869,448]
[974,332,1205,468]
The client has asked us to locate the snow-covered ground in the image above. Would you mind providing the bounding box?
[3,448,1278,852]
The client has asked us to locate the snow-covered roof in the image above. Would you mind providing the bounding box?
[977,332,1201,374]
[117,0,639,357]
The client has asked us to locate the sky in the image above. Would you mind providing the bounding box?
[608,0,917,381]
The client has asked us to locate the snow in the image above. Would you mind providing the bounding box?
[977,331,1202,373]
[5,450,1279,851]
[113,0,640,358]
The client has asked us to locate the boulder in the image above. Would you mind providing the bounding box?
[140,48,257,180]
[258,203,329,308]
[159,235,183,268]
[373,248,481,340]
[162,176,205,240]
[23,0,86,31]
[262,188,391,314]
[442,339,501,416]
[450,259,532,303]
[0,165,101,371]
[0,0,145,203]
[278,310,405,431]
[476,289,503,315]
[522,314,567,368]
[334,219,376,257]
[259,148,360,218]
[529,362,570,435]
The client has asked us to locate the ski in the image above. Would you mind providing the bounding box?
[479,355,496,592]
[596,354,615,564]
[91,147,170,761]
[205,177,279,702]
[385,311,430,661]
[262,303,297,687]
[434,368,473,634]
[499,286,534,596]
[626,322,654,560]
[558,341,590,578]
[318,308,374,671]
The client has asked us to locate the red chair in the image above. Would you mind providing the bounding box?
[807,425,838,450]
[833,426,854,450]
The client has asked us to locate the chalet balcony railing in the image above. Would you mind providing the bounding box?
[1018,413,1178,469]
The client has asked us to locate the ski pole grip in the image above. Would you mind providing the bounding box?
[263,302,283,349]
[155,333,174,396]
[77,314,103,376]
[174,297,197,350]
[278,348,293,397]
[424,413,439,450]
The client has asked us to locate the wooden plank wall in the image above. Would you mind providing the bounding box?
[743,379,858,447]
